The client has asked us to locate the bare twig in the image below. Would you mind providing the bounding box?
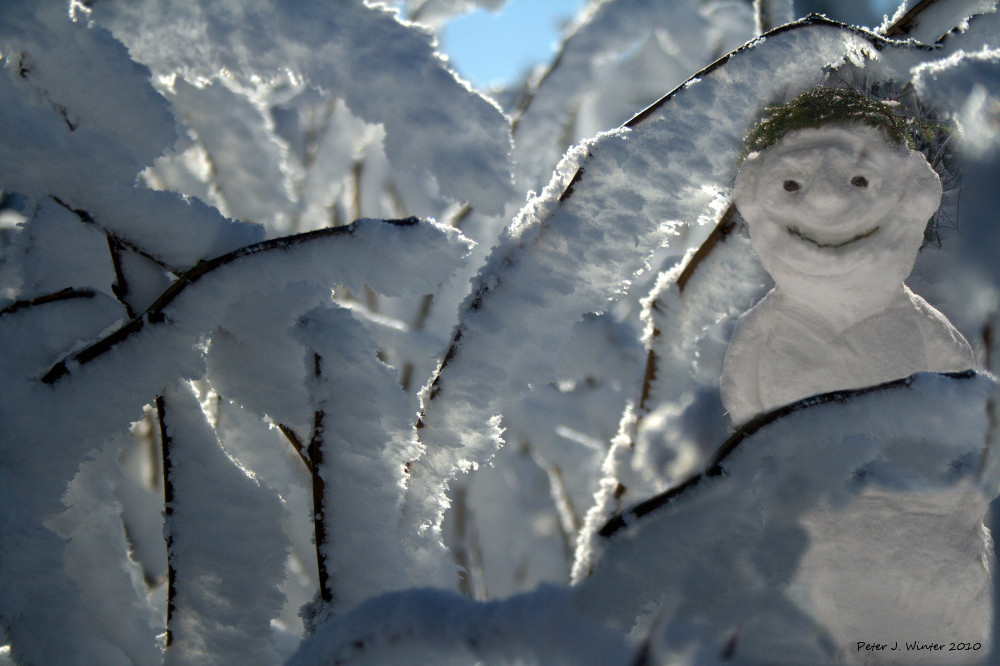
[106,236,138,319]
[978,317,1000,483]
[155,394,177,648]
[277,423,312,472]
[883,0,943,39]
[307,353,333,605]
[0,287,96,318]
[448,203,473,231]
[450,483,473,599]
[399,204,473,392]
[350,159,364,223]
[448,483,487,600]
[547,462,582,564]
[51,196,174,272]
[638,206,741,413]
[675,206,741,293]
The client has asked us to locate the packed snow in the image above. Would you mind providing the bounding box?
[576,372,995,665]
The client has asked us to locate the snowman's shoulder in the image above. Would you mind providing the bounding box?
[721,293,783,424]
[727,289,814,349]
[902,286,975,368]
[902,287,964,338]
[729,290,782,340]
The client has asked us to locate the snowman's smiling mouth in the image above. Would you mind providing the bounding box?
[786,225,881,249]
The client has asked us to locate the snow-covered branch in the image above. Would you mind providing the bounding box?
[42,217,467,384]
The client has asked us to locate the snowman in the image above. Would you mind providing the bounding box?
[721,87,974,425]
[709,89,991,663]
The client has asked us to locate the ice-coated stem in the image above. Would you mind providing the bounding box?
[638,206,740,414]
[598,370,978,539]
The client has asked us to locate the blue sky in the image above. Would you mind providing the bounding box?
[440,0,587,89]
[437,0,904,90]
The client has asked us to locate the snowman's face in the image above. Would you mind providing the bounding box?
[734,125,942,291]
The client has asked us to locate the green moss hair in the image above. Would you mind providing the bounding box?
[739,86,914,164]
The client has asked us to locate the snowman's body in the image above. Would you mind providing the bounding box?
[723,284,973,425]
[721,123,974,425]
[715,103,988,663]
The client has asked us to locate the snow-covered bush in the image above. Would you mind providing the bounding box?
[2,1,1000,664]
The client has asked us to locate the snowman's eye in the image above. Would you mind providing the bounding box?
[851,175,869,188]
[783,180,801,192]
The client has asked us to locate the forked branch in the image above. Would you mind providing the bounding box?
[41,217,420,384]
[51,196,174,272]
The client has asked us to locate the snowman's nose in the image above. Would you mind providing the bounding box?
[807,175,852,212]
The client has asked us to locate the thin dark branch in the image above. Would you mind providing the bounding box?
[629,636,655,666]
[637,341,659,413]
[509,30,569,133]
[310,408,331,604]
[277,423,312,472]
[754,0,790,34]
[623,16,907,133]
[883,0,943,39]
[155,395,177,648]
[399,205,471,393]
[448,203,473,230]
[406,0,431,22]
[351,160,363,222]
[307,352,333,605]
[676,206,740,292]
[399,363,414,393]
[450,484,474,599]
[412,294,435,333]
[546,462,581,565]
[448,481,488,600]
[0,287,96,318]
[51,196,174,272]
[41,217,421,384]
[106,236,137,319]
[636,206,740,413]
[56,104,77,132]
[514,15,905,137]
[979,319,998,477]
[598,370,978,539]
[399,293,437,392]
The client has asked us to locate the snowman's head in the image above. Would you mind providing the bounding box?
[734,89,942,295]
